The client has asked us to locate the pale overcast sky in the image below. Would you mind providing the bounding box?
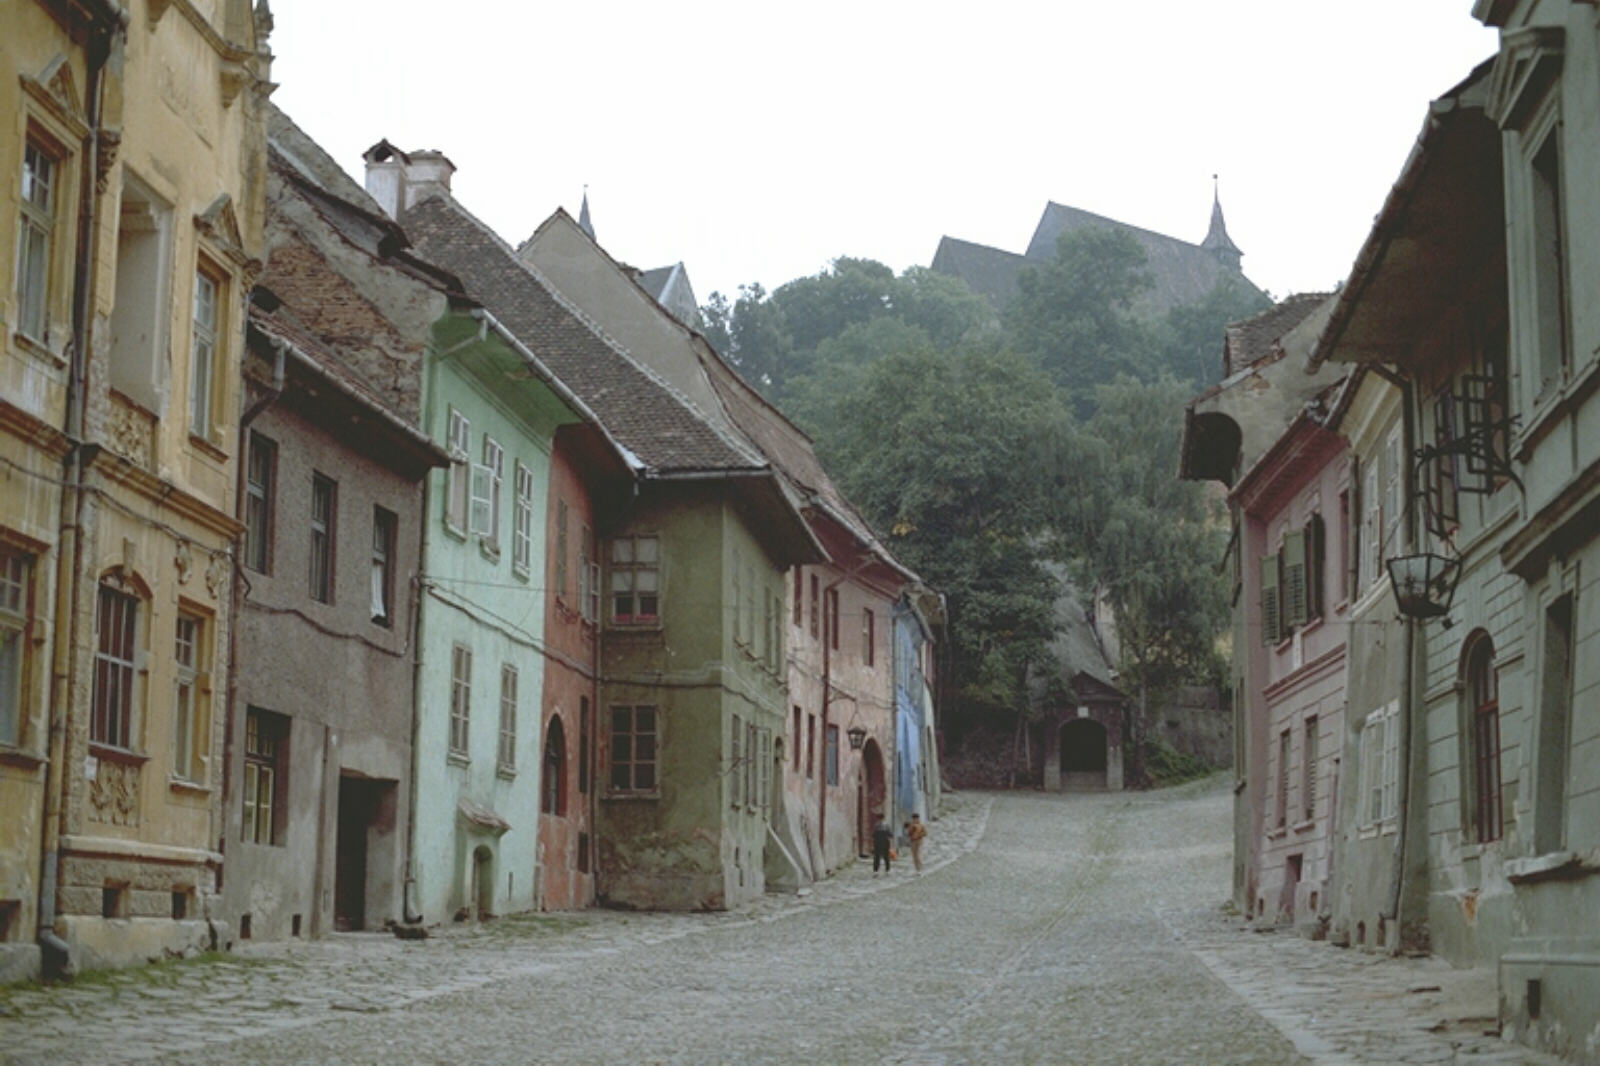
[265,1,1497,306]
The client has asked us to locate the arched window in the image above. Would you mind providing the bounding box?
[1463,634,1502,843]
[542,716,567,816]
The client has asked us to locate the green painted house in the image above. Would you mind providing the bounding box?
[384,157,823,912]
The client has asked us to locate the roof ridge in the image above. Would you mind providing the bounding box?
[1036,200,1210,256]
[420,193,768,469]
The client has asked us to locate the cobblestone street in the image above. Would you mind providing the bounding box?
[0,779,1561,1065]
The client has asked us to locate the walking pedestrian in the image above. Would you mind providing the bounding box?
[872,815,893,874]
[906,811,928,872]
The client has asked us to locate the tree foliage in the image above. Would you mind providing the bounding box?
[702,244,1243,741]
[1004,229,1159,408]
[700,258,991,401]
[803,339,1072,717]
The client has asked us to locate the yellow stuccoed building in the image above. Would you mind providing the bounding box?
[1,0,268,978]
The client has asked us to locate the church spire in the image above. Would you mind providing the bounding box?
[1201,175,1243,273]
[578,186,595,241]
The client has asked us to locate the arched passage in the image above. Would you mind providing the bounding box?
[1061,718,1109,789]
[471,844,495,921]
[857,739,886,854]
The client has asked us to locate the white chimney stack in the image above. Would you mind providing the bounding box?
[362,141,456,219]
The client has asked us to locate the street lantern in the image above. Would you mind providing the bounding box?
[1385,552,1462,620]
[846,725,867,751]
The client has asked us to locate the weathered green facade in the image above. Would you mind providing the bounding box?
[598,482,792,911]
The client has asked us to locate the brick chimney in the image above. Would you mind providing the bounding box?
[362,140,456,219]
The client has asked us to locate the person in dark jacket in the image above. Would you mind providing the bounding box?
[872,815,894,874]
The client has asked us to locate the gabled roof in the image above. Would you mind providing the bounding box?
[521,208,920,586]
[933,199,1266,318]
[1222,291,1332,378]
[633,262,701,329]
[928,236,1031,312]
[269,106,390,220]
[1024,201,1263,311]
[400,194,770,477]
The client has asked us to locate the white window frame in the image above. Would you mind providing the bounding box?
[471,436,503,549]
[91,582,141,751]
[445,408,471,532]
[16,138,59,342]
[1382,424,1403,564]
[449,643,472,758]
[497,663,517,772]
[512,462,534,577]
[172,613,205,783]
[189,270,218,437]
[609,534,660,625]
[1359,701,1400,832]
[371,506,395,625]
[0,549,32,747]
[1360,464,1381,594]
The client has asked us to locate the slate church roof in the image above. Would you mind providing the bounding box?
[932,195,1265,315]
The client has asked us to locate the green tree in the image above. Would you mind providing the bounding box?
[1004,228,1159,408]
[1051,376,1229,729]
[1158,276,1274,392]
[805,339,1074,724]
[701,257,991,401]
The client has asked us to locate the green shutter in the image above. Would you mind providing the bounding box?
[1261,553,1282,645]
[1283,530,1308,628]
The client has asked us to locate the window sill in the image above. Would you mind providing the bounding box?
[1267,827,1288,841]
[1293,819,1316,833]
[607,621,664,636]
[0,744,46,769]
[602,791,660,802]
[12,329,67,368]
[495,764,515,781]
[446,751,470,768]
[1506,849,1600,884]
[187,432,230,464]
[1517,358,1600,461]
[167,776,211,795]
[442,521,468,544]
[478,539,501,563]
[89,743,150,766]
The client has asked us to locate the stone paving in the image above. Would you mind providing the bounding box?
[0,778,1564,1065]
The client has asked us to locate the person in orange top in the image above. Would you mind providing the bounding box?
[905,812,928,872]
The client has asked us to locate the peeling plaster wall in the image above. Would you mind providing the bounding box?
[221,397,424,941]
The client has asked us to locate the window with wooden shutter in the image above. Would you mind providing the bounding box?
[1305,515,1326,621]
[1260,553,1281,645]
[1282,531,1307,629]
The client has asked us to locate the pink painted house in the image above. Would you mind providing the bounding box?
[1232,386,1350,933]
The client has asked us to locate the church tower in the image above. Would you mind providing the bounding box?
[1201,178,1243,273]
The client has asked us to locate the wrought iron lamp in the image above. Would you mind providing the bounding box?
[1385,552,1462,620]
[846,725,868,751]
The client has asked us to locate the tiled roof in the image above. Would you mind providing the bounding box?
[401,194,767,475]
[247,302,446,463]
[267,105,387,219]
[929,236,1031,312]
[1222,291,1332,377]
[934,201,1266,317]
[1025,202,1264,313]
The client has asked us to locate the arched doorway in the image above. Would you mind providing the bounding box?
[857,738,886,855]
[471,844,495,921]
[1060,718,1109,790]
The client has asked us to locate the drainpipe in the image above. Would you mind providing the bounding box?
[402,341,448,925]
[1386,371,1420,952]
[39,14,120,979]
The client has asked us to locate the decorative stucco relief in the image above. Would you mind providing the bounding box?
[105,396,154,468]
[89,761,140,826]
